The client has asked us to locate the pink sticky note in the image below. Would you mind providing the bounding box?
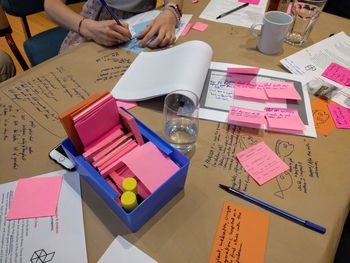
[116,100,137,110]
[234,82,268,101]
[263,82,301,100]
[227,67,260,75]
[327,104,350,128]
[239,0,260,5]
[228,106,266,126]
[322,63,350,86]
[7,176,63,220]
[181,23,193,36]
[120,142,179,193]
[192,22,208,32]
[236,142,288,185]
[265,108,305,131]
[192,0,198,3]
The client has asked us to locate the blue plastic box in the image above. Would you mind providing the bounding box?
[61,112,190,232]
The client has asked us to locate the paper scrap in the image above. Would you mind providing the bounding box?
[311,98,336,135]
[234,82,268,101]
[228,106,266,125]
[7,176,63,220]
[117,100,137,110]
[263,82,301,100]
[265,108,305,131]
[239,0,261,5]
[322,62,350,86]
[192,22,208,32]
[97,236,157,263]
[227,67,260,75]
[236,142,289,185]
[181,23,193,36]
[327,103,350,129]
[209,201,269,263]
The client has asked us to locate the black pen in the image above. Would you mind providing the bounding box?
[219,184,326,234]
[216,3,249,19]
[99,0,122,26]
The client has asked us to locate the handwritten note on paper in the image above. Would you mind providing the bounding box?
[228,106,266,126]
[265,108,305,131]
[327,103,350,129]
[234,83,268,101]
[209,201,269,263]
[7,176,63,220]
[322,63,350,86]
[311,98,336,135]
[263,82,301,100]
[236,142,289,185]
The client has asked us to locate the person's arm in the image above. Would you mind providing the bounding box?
[44,0,131,46]
[137,0,183,48]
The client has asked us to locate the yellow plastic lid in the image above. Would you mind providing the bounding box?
[122,177,138,194]
[120,191,138,211]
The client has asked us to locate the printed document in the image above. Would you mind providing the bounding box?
[0,170,87,263]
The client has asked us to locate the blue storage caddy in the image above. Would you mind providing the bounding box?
[61,112,190,232]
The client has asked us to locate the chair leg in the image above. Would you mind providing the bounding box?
[5,33,29,71]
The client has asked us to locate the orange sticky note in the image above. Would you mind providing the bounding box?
[209,201,269,263]
[311,98,336,136]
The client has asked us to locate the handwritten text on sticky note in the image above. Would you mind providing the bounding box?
[234,82,268,100]
[265,108,305,131]
[209,201,269,263]
[228,106,266,125]
[322,63,350,86]
[327,103,350,129]
[236,142,289,185]
[263,82,301,100]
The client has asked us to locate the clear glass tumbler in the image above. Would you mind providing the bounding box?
[285,0,327,46]
[163,90,199,154]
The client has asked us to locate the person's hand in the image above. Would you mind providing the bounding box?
[81,19,132,46]
[137,10,177,48]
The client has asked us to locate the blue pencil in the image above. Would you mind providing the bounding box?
[219,184,326,234]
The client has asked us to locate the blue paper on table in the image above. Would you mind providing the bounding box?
[119,20,152,54]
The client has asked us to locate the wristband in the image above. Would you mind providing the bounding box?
[78,17,86,36]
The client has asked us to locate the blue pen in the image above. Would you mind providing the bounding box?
[219,184,326,234]
[98,0,122,26]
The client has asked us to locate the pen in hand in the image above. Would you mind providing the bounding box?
[216,3,249,19]
[98,0,122,26]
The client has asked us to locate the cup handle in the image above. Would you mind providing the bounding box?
[250,23,263,37]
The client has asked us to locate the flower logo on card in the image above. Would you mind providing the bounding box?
[30,249,55,263]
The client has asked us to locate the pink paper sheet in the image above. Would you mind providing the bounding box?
[116,100,137,110]
[227,67,260,75]
[236,142,289,185]
[265,108,305,131]
[120,142,179,193]
[327,104,350,128]
[239,0,260,4]
[234,83,268,101]
[322,62,350,86]
[7,176,63,220]
[228,106,266,125]
[263,82,301,100]
[192,22,208,32]
[181,23,193,36]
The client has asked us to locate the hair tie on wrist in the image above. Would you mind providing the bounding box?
[78,17,86,36]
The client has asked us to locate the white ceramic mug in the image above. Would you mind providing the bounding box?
[251,11,293,55]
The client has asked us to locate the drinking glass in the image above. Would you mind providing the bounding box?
[285,0,327,46]
[163,90,199,154]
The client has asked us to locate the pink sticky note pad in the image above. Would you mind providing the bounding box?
[181,23,193,36]
[236,142,288,185]
[234,82,268,101]
[227,67,260,75]
[265,108,305,131]
[263,82,301,100]
[116,100,137,110]
[239,0,260,4]
[192,22,208,32]
[7,176,63,220]
[228,106,266,126]
[322,63,350,86]
[120,142,179,193]
[327,104,350,129]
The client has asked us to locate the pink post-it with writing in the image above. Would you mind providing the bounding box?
[181,23,193,36]
[120,142,179,193]
[265,108,305,131]
[116,100,137,110]
[322,63,350,86]
[192,22,208,32]
[327,104,350,129]
[263,82,301,100]
[7,176,63,220]
[236,142,288,185]
[227,67,260,75]
[234,82,268,101]
[239,0,260,5]
[228,106,266,125]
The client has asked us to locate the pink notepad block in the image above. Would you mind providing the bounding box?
[239,0,260,4]
[116,100,137,110]
[7,176,63,220]
[234,82,268,101]
[327,104,350,129]
[120,142,179,193]
[227,67,260,75]
[265,108,305,131]
[263,82,301,100]
[181,23,193,36]
[322,62,350,86]
[192,22,208,32]
[236,142,288,185]
[118,109,144,145]
[228,106,266,125]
